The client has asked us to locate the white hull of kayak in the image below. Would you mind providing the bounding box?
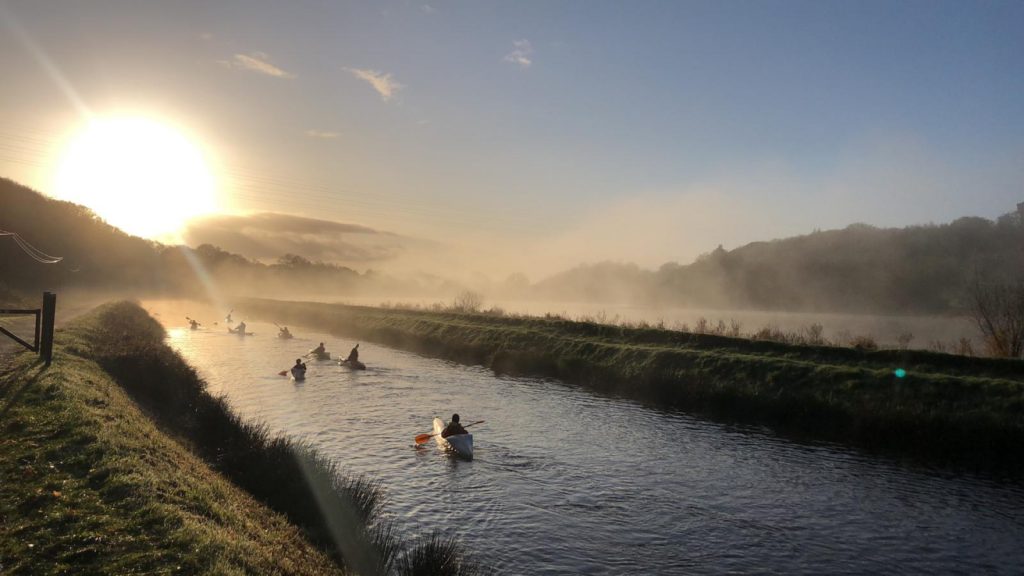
[309,352,331,361]
[432,417,473,460]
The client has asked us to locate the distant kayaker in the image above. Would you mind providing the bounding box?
[344,343,359,363]
[278,326,292,338]
[236,321,247,334]
[188,318,200,330]
[441,414,468,438]
[226,310,233,323]
[311,342,327,357]
[290,358,307,379]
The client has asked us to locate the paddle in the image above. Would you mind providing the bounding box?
[279,363,306,377]
[414,420,484,445]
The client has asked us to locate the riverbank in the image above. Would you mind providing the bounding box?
[1,301,482,575]
[240,298,1024,472]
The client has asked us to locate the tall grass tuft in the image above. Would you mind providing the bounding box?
[397,533,489,576]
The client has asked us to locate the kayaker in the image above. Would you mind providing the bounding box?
[279,326,292,338]
[226,310,233,323]
[290,358,306,378]
[236,320,247,334]
[344,343,359,363]
[441,414,468,438]
[188,318,200,330]
[312,342,327,357]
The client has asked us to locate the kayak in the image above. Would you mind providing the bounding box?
[227,328,255,336]
[277,332,294,339]
[432,417,473,460]
[339,359,366,370]
[309,351,331,360]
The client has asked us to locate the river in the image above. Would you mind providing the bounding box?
[162,317,1024,575]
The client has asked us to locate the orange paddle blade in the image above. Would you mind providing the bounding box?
[414,433,434,444]
[278,370,288,376]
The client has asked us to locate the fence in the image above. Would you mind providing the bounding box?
[0,291,56,365]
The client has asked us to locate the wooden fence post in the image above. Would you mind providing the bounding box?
[40,291,56,365]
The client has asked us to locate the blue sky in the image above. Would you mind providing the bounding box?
[1,0,1022,276]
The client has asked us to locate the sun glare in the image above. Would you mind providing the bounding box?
[52,116,218,240]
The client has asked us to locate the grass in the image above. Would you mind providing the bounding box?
[0,315,344,574]
[239,298,1024,472]
[1,301,487,575]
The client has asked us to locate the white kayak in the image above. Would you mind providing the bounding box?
[432,417,473,460]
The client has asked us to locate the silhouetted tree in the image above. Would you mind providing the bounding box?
[969,275,1024,358]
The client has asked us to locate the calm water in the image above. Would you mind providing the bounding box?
[164,320,1024,575]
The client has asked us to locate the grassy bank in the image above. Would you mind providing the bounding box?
[240,298,1024,471]
[1,302,484,575]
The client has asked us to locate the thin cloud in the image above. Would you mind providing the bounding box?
[231,52,294,78]
[504,39,533,69]
[306,129,340,139]
[346,68,403,101]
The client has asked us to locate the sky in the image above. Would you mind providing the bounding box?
[1,0,1022,280]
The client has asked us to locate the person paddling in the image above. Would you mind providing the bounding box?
[235,320,247,334]
[441,413,468,438]
[188,318,200,330]
[290,358,307,379]
[344,343,359,364]
[310,342,328,359]
[278,326,292,338]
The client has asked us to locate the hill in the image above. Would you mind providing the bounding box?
[535,209,1024,314]
[0,178,375,298]
[4,176,1022,316]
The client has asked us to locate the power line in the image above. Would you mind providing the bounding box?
[0,229,63,263]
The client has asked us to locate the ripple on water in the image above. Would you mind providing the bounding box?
[165,319,1024,575]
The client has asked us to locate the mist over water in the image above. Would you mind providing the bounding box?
[336,296,978,350]
[159,311,1024,575]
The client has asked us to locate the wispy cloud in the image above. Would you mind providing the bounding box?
[345,68,403,101]
[504,39,533,69]
[228,52,294,78]
[306,129,340,139]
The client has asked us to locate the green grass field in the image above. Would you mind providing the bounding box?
[240,298,1024,472]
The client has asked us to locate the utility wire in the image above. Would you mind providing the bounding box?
[0,229,63,263]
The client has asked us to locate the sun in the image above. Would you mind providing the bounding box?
[51,116,218,240]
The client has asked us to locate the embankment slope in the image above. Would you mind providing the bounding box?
[0,304,347,574]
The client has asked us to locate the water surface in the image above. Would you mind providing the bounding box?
[164,319,1024,575]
